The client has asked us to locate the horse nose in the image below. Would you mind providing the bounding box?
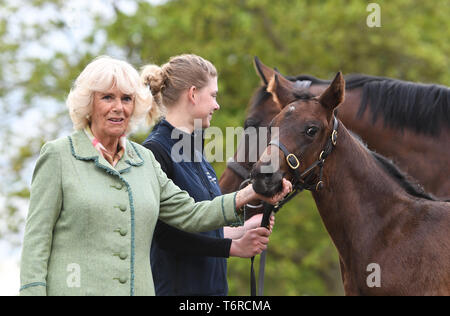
[260,171,275,181]
[251,165,283,197]
[250,163,270,181]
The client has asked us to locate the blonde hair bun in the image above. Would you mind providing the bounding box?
[140,54,217,124]
[141,64,165,95]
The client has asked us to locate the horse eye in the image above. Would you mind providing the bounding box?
[306,126,319,137]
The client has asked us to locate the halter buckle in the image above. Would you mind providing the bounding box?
[315,180,324,191]
[319,150,325,161]
[331,130,338,146]
[286,154,300,170]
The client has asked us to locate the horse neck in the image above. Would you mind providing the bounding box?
[310,123,407,265]
[336,88,450,198]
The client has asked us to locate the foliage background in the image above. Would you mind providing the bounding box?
[0,0,448,295]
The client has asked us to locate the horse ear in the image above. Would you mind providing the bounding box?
[267,73,295,108]
[253,56,275,85]
[318,72,345,111]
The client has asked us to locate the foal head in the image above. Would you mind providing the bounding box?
[251,64,345,197]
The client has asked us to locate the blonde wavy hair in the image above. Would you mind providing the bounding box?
[66,56,154,133]
[140,54,217,124]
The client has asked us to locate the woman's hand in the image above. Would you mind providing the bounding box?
[224,214,275,240]
[255,178,292,205]
[229,227,270,258]
[244,214,275,233]
[235,178,292,211]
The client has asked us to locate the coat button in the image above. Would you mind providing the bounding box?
[113,252,128,260]
[119,277,128,284]
[119,252,128,260]
[114,276,128,284]
[114,228,128,236]
[115,204,127,212]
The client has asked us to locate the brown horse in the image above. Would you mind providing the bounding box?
[220,58,450,200]
[219,61,283,197]
[250,69,450,295]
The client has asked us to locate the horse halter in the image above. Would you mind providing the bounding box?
[269,116,339,192]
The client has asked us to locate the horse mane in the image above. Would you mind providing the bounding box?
[348,131,438,201]
[371,151,438,201]
[288,74,393,90]
[252,73,450,135]
[290,74,450,136]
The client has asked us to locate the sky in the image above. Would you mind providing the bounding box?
[0,241,20,296]
[0,0,163,296]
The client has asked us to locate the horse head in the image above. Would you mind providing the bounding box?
[251,66,345,197]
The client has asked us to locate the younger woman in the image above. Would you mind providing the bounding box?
[141,54,277,296]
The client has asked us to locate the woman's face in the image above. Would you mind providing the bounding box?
[192,76,220,128]
[90,85,135,140]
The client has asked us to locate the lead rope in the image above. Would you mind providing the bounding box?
[250,202,273,296]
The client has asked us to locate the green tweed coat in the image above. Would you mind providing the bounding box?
[19,130,240,296]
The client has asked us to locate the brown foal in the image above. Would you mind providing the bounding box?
[250,69,450,295]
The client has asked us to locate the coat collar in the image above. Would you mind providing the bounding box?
[68,129,144,174]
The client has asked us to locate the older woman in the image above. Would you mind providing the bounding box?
[19,56,291,296]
